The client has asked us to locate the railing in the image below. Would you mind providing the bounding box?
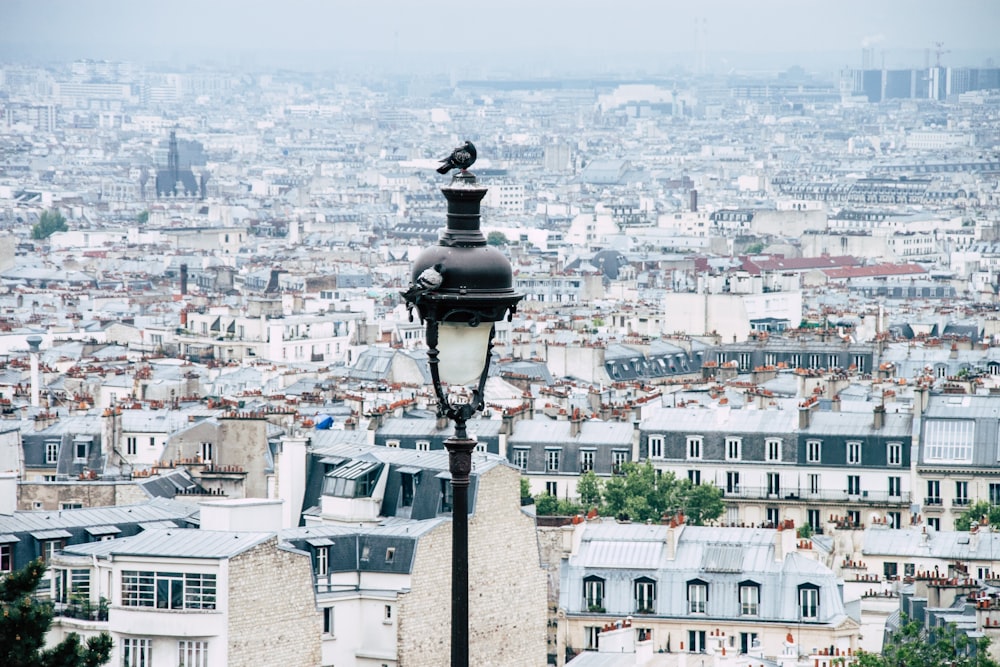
[52,599,109,622]
[723,487,911,504]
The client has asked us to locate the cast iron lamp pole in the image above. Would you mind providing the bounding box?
[402,166,523,667]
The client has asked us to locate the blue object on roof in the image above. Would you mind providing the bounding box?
[315,415,334,430]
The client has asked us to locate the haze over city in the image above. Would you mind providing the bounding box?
[3,0,1000,74]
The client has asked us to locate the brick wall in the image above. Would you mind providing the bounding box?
[228,538,321,667]
[398,463,547,666]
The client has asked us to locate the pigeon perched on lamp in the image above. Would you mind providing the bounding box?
[400,262,444,303]
[436,141,477,174]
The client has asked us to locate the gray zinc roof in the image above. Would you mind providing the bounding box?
[64,528,274,559]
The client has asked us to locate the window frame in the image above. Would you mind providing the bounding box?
[847,441,862,465]
[686,436,702,461]
[584,575,606,611]
[739,581,760,616]
[806,439,821,464]
[725,437,741,461]
[648,436,664,459]
[798,584,820,620]
[633,577,656,614]
[766,438,782,462]
[687,579,708,615]
[545,448,561,472]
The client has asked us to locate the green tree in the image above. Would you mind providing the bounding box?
[745,242,765,254]
[31,210,68,240]
[136,210,149,225]
[534,493,559,516]
[603,463,723,524]
[487,231,508,246]
[0,558,112,667]
[520,477,532,502]
[955,500,1000,531]
[856,613,999,667]
[577,471,602,510]
[682,479,725,526]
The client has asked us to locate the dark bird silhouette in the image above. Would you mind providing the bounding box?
[401,263,444,303]
[436,141,477,174]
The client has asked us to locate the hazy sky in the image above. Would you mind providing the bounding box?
[3,0,998,73]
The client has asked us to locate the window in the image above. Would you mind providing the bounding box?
[740,632,759,655]
[41,539,64,563]
[60,502,82,510]
[121,638,152,667]
[316,547,328,576]
[126,437,137,456]
[847,510,861,526]
[806,440,821,463]
[0,544,11,573]
[178,640,208,667]
[725,437,741,461]
[440,479,453,513]
[848,475,861,496]
[726,471,740,494]
[148,437,155,448]
[512,449,528,470]
[924,420,974,463]
[887,443,902,466]
[956,481,970,506]
[884,562,898,579]
[766,507,779,526]
[415,441,429,452]
[585,626,601,650]
[688,469,701,485]
[580,450,595,473]
[766,439,781,462]
[323,606,335,635]
[612,450,627,474]
[888,511,901,528]
[121,571,216,610]
[927,480,941,505]
[584,576,605,611]
[905,563,915,578]
[200,442,213,462]
[634,577,656,614]
[649,436,663,459]
[799,585,819,620]
[740,582,759,616]
[807,509,820,531]
[808,474,820,494]
[686,436,702,460]
[847,442,861,465]
[545,481,558,496]
[546,449,561,472]
[927,517,941,531]
[384,604,393,623]
[45,442,59,464]
[687,580,707,614]
[888,476,901,498]
[74,441,87,461]
[688,630,706,653]
[766,472,780,497]
[385,547,395,563]
[991,483,1000,506]
[386,440,400,449]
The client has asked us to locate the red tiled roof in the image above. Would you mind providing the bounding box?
[822,263,927,279]
[744,255,860,273]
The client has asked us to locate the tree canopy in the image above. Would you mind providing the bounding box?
[486,231,508,246]
[0,558,112,667]
[856,613,999,667]
[532,462,724,524]
[31,210,68,240]
[955,500,1000,531]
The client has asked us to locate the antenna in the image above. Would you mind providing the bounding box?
[933,41,950,68]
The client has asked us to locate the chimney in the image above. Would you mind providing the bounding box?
[832,395,841,412]
[874,403,885,430]
[276,435,308,529]
[179,263,188,295]
[950,341,958,359]
[774,519,796,561]
[0,472,16,515]
[26,335,42,408]
[798,405,811,429]
[665,519,684,560]
[501,411,514,436]
[570,408,583,438]
[689,189,698,213]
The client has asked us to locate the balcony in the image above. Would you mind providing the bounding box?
[722,486,911,505]
[925,497,943,506]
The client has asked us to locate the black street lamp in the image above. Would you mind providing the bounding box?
[402,158,523,667]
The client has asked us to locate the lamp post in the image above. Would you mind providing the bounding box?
[402,166,523,667]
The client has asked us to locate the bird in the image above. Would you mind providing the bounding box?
[436,141,477,174]
[400,263,444,303]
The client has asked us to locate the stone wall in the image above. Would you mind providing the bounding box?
[398,463,547,666]
[18,480,147,510]
[227,538,321,667]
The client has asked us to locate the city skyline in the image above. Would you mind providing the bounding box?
[3,0,999,75]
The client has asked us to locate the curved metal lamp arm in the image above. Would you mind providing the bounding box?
[426,317,496,439]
